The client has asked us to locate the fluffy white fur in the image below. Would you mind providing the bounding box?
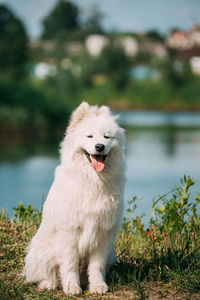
[24,102,125,295]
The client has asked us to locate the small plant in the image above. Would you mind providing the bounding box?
[13,202,41,221]
[151,175,200,241]
[0,208,7,221]
[116,176,200,292]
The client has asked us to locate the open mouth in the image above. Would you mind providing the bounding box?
[84,150,107,172]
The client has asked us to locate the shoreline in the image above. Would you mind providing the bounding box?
[1,107,200,141]
[108,101,200,112]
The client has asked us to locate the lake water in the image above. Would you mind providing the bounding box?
[1,110,200,224]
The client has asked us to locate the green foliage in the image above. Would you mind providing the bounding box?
[41,0,80,41]
[179,76,200,103]
[97,43,131,88]
[0,74,199,135]
[75,39,131,89]
[133,52,152,64]
[124,79,200,110]
[122,196,145,235]
[151,175,200,237]
[0,4,29,79]
[13,202,41,221]
[145,30,164,42]
[43,68,82,112]
[156,56,193,87]
[77,49,98,86]
[0,77,70,131]
[116,176,200,292]
[0,209,7,221]
[83,3,104,35]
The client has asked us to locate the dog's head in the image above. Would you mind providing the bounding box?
[61,102,125,173]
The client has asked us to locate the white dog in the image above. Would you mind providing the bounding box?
[24,102,125,295]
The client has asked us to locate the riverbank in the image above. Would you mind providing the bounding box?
[83,79,200,112]
[1,77,200,140]
[1,107,200,145]
[0,176,199,299]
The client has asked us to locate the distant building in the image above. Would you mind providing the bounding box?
[29,40,83,58]
[167,24,200,50]
[115,36,139,57]
[167,30,188,49]
[85,34,109,56]
[166,24,200,75]
[188,25,200,47]
[139,40,167,58]
[190,57,200,75]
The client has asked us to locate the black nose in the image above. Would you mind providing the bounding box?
[95,143,105,152]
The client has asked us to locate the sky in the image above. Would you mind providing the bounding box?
[0,0,200,40]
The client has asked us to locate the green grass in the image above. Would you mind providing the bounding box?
[82,79,200,111]
[0,176,200,299]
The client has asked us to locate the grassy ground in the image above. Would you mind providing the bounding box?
[0,176,200,300]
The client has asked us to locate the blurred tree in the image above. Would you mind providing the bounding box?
[133,52,152,65]
[145,30,164,42]
[0,4,29,79]
[157,55,193,87]
[83,4,104,35]
[97,43,131,88]
[41,0,80,41]
[78,49,98,86]
[44,68,81,104]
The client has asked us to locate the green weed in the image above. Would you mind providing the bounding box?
[115,176,200,295]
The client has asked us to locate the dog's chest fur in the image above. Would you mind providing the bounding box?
[46,165,123,233]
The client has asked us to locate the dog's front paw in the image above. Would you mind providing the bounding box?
[38,279,57,290]
[90,282,108,295]
[64,284,82,295]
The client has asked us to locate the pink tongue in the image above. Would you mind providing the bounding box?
[90,155,105,172]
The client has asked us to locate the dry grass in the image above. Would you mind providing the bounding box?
[0,216,199,300]
[1,177,200,299]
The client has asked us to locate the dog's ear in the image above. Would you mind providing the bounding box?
[98,105,111,115]
[68,101,91,131]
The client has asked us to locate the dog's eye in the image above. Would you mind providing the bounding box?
[104,135,110,139]
[87,135,93,138]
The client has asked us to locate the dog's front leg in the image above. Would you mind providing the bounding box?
[58,230,82,295]
[88,240,111,295]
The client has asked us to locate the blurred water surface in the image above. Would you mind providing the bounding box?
[0,110,200,223]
